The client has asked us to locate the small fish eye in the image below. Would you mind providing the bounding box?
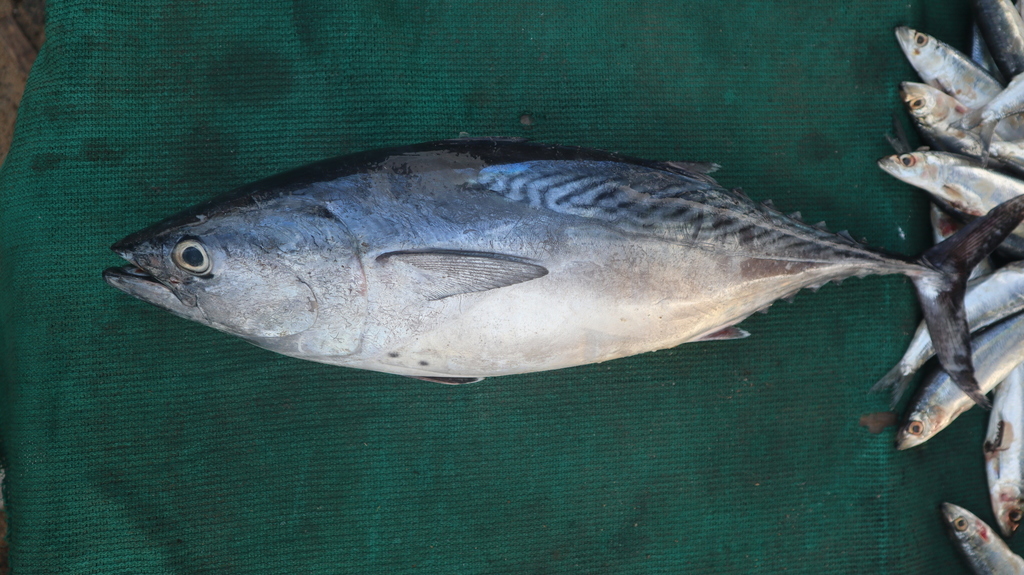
[899,155,916,168]
[909,98,924,110]
[907,420,924,435]
[914,33,928,46]
[1010,510,1023,523]
[953,517,969,531]
[171,238,211,275]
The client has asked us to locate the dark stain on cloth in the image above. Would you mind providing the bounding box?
[200,42,293,105]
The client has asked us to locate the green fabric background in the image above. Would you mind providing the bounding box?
[0,0,1005,572]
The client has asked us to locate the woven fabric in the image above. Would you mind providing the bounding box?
[0,0,996,572]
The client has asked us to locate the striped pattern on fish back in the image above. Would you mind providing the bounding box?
[473,160,892,264]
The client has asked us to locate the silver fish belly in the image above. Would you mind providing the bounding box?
[986,362,1024,538]
[103,139,1024,389]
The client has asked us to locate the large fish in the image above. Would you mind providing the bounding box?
[103,139,1024,398]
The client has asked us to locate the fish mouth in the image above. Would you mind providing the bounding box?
[103,263,204,321]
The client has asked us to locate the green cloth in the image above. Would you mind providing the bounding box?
[0,0,998,572]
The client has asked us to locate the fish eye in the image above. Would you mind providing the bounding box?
[899,155,917,168]
[953,517,969,531]
[914,33,928,46]
[909,98,924,110]
[171,238,212,275]
[1010,510,1022,524]
[906,420,924,435]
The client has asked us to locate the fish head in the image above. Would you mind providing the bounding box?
[895,27,940,69]
[941,502,999,555]
[894,401,948,450]
[105,195,365,347]
[990,485,1024,538]
[900,82,966,125]
[877,152,941,188]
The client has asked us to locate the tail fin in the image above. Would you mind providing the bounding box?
[911,194,1024,408]
[869,363,915,408]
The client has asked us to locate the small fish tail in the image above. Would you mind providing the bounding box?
[869,363,914,408]
[910,194,1024,408]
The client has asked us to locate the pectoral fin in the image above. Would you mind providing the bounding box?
[377,249,548,300]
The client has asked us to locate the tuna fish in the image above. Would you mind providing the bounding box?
[103,139,1024,398]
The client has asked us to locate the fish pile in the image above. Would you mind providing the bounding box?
[880,1,1024,570]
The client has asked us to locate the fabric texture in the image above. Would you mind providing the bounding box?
[0,0,996,572]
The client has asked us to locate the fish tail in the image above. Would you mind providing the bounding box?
[910,194,1024,408]
[869,363,915,408]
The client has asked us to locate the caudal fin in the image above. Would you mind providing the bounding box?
[911,194,1024,408]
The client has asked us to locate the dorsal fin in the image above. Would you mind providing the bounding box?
[813,221,827,230]
[837,230,858,244]
[788,211,802,222]
[663,161,720,175]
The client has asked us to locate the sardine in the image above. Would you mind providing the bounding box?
[986,363,1024,538]
[895,27,1003,109]
[102,139,1024,399]
[942,502,1024,574]
[973,0,1024,79]
[872,261,1024,405]
[877,151,1024,223]
[895,311,1024,450]
[901,82,987,155]
[901,82,1024,154]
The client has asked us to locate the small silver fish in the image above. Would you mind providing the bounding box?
[942,502,1024,574]
[872,261,1024,405]
[974,0,1024,79]
[986,363,1024,538]
[103,140,1024,398]
[895,27,1003,109]
[896,311,1024,450]
[877,151,1024,235]
[901,82,988,156]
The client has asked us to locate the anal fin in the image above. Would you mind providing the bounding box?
[694,327,751,341]
[410,376,484,385]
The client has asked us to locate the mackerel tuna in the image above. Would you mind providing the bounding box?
[872,261,1024,405]
[986,362,1024,538]
[103,139,1024,397]
[942,502,1024,574]
[896,311,1024,450]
